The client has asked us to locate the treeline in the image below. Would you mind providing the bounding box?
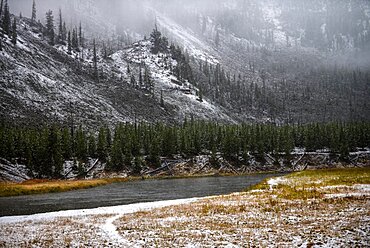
[0,121,369,178]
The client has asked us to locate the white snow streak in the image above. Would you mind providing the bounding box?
[0,198,199,224]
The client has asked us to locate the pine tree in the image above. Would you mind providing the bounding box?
[0,0,3,20]
[148,134,161,168]
[124,144,133,168]
[58,8,63,43]
[2,0,10,35]
[67,31,71,54]
[132,156,143,175]
[106,127,112,151]
[76,127,87,161]
[93,39,99,81]
[110,139,124,171]
[130,74,136,87]
[75,28,79,48]
[127,63,131,74]
[45,10,54,45]
[150,24,162,54]
[61,128,72,160]
[79,22,83,47]
[48,127,63,178]
[160,90,165,107]
[144,67,153,92]
[72,28,77,48]
[159,36,168,52]
[139,67,143,87]
[31,0,36,25]
[88,135,96,158]
[97,127,107,162]
[11,17,16,45]
[62,22,67,42]
[197,88,203,102]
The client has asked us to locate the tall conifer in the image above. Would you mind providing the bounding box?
[11,17,16,45]
[2,0,10,35]
[31,0,36,25]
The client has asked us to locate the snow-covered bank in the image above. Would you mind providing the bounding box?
[0,198,200,247]
[0,198,199,224]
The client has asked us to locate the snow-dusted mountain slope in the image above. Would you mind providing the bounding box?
[115,40,235,122]
[3,0,370,125]
[1,20,128,125]
[154,12,219,65]
[0,17,236,126]
[147,1,370,123]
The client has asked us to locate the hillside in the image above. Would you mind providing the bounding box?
[3,0,370,125]
[0,16,235,127]
[151,0,370,123]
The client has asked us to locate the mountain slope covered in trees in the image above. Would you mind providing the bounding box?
[0,7,235,126]
[3,0,370,125]
[0,0,369,180]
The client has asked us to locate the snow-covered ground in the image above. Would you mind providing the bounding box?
[154,10,220,65]
[0,198,199,247]
[1,172,369,247]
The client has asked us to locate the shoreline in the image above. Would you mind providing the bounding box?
[0,170,286,198]
[1,164,368,198]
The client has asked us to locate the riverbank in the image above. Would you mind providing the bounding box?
[0,167,369,247]
[1,149,369,197]
[0,171,281,198]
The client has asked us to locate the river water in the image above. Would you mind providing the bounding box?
[0,173,280,217]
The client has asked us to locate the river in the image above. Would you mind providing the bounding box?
[0,173,281,217]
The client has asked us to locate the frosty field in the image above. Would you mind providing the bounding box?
[0,168,369,247]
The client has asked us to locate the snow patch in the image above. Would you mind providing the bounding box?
[267,177,285,190]
[101,214,131,245]
[154,10,219,65]
[325,192,370,199]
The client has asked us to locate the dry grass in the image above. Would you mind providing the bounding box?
[250,167,370,201]
[0,215,117,247]
[286,167,370,186]
[113,167,370,247]
[0,177,138,197]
